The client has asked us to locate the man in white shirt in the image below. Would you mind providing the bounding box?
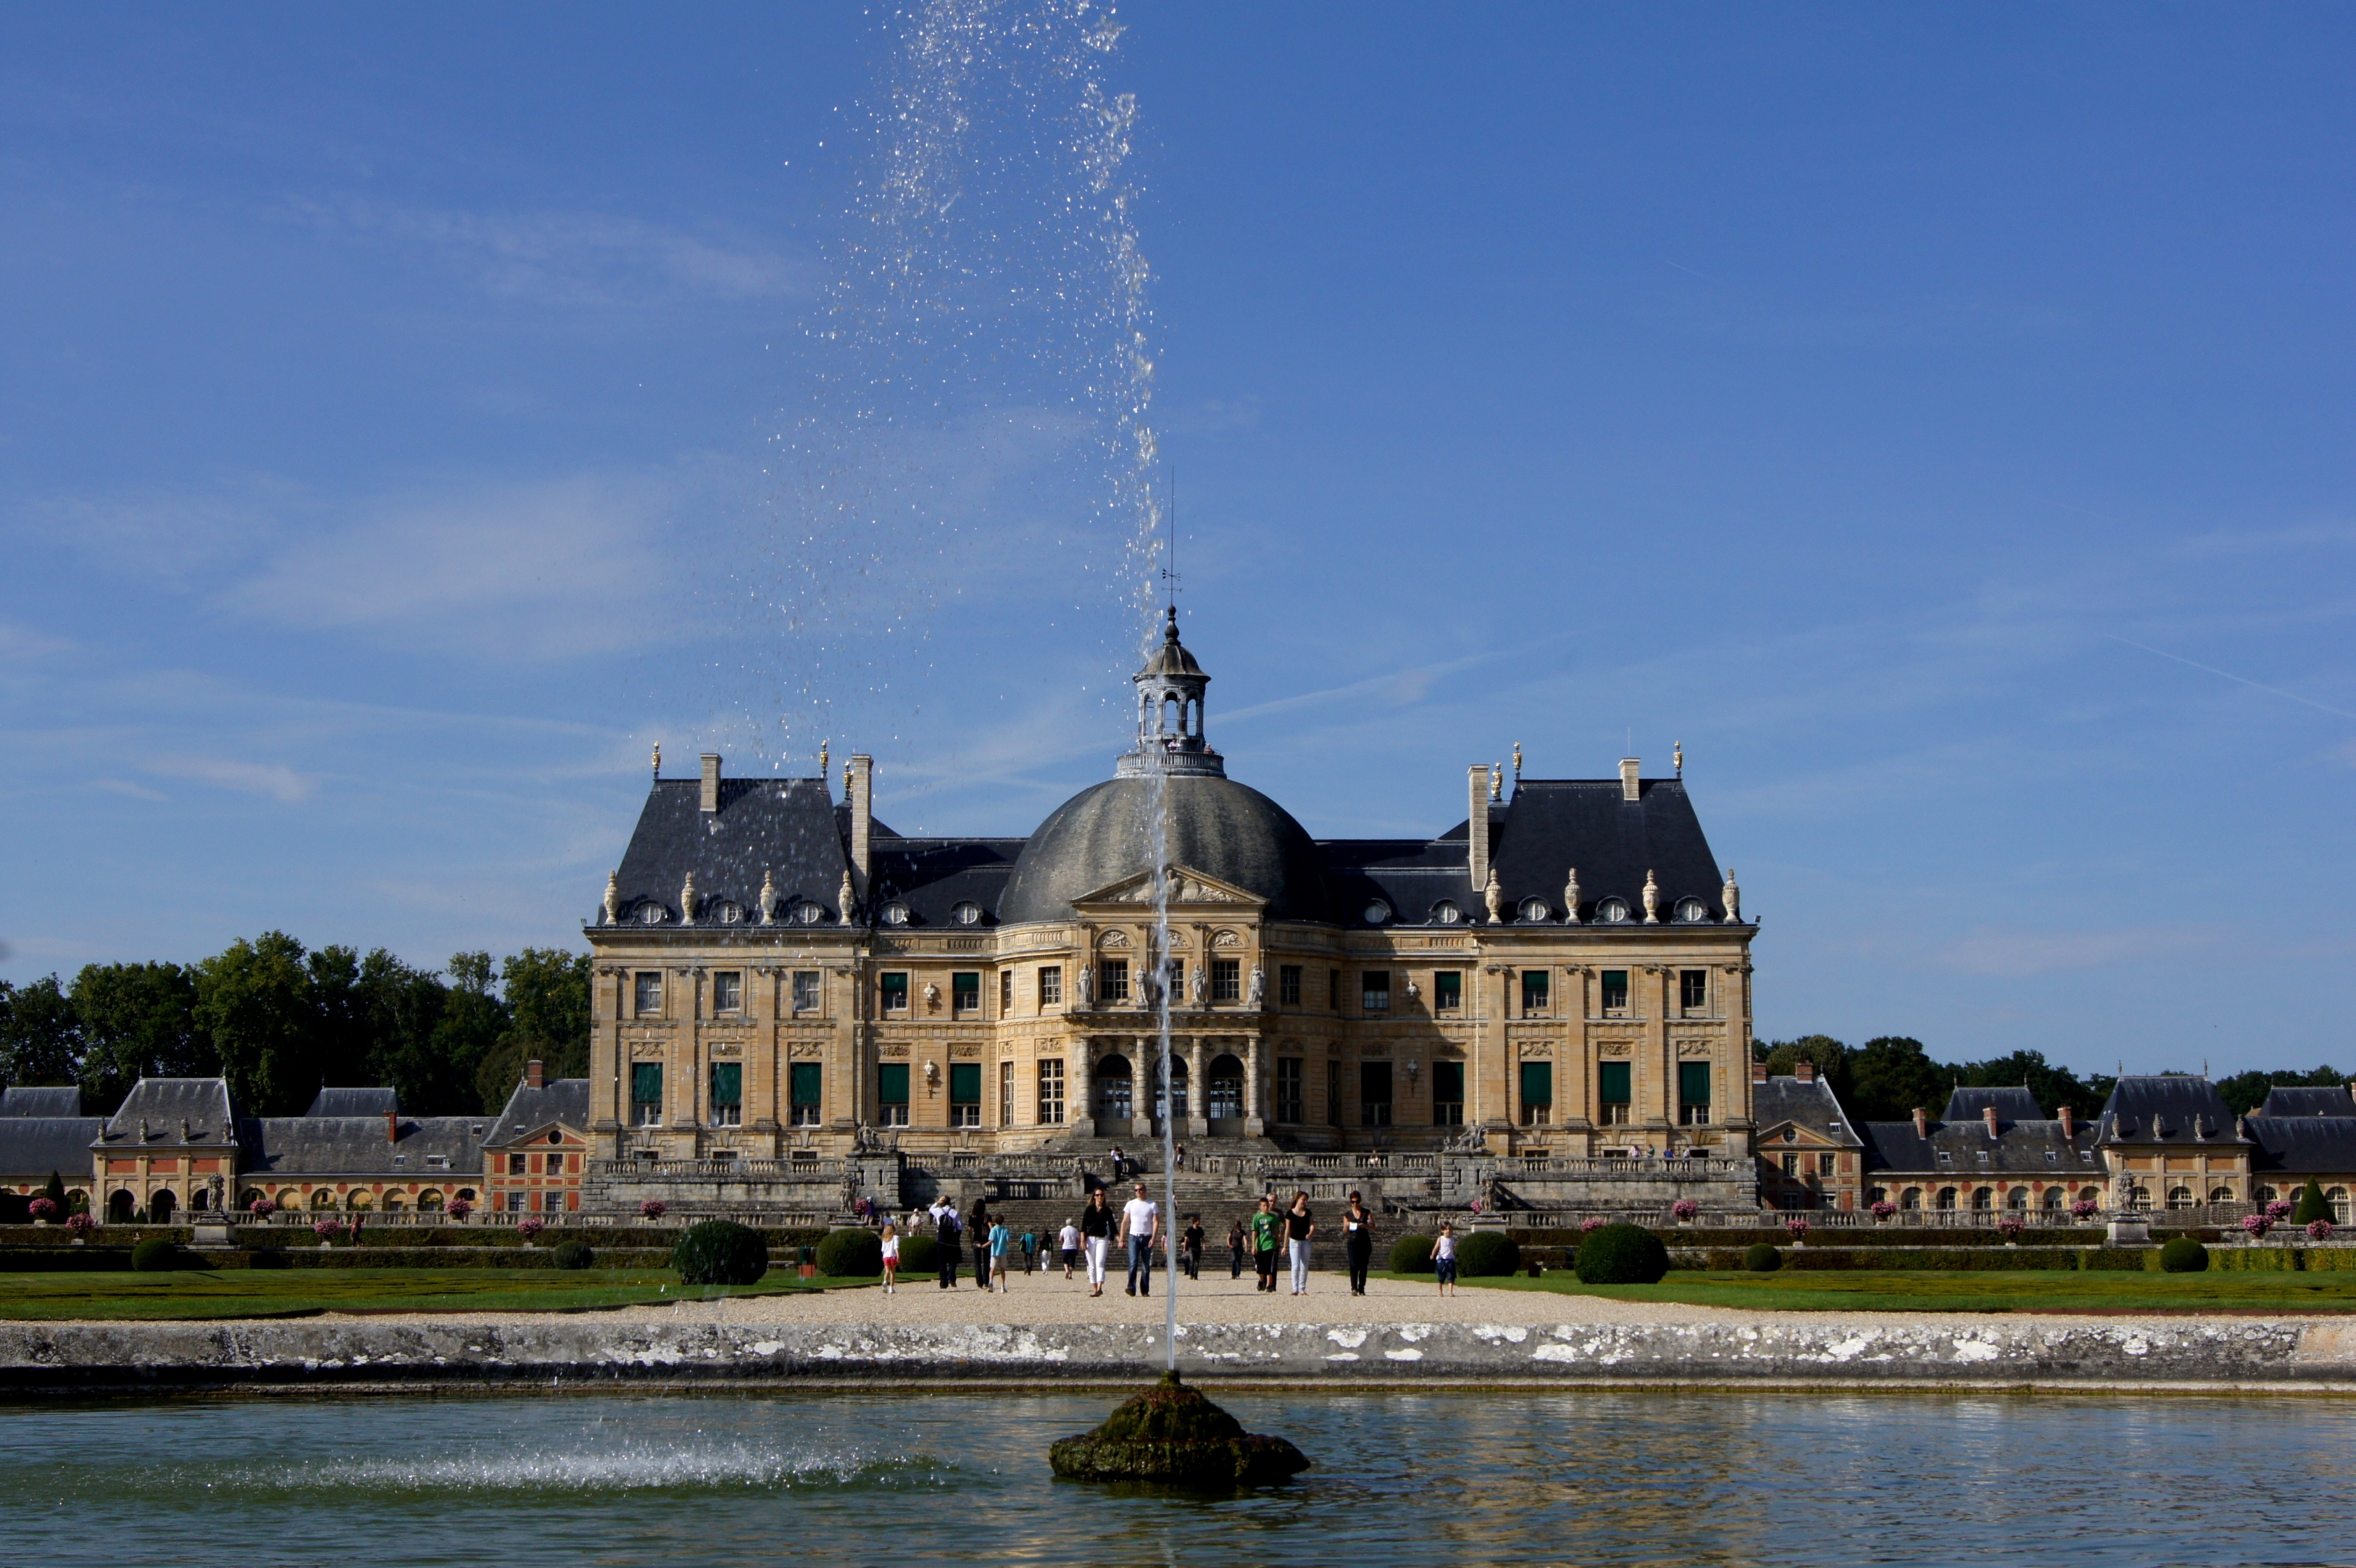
[1057,1220,1082,1280]
[1117,1183,1160,1298]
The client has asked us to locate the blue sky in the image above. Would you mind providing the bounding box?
[3,4,2351,1075]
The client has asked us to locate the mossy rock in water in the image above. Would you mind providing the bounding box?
[1049,1372,1310,1487]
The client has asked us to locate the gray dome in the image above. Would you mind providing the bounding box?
[997,774,1331,926]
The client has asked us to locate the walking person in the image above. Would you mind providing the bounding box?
[1108,1144,1126,1182]
[1284,1190,1316,1296]
[1250,1196,1281,1292]
[970,1202,994,1289]
[1182,1214,1204,1281]
[1020,1227,1038,1277]
[1342,1190,1375,1296]
[880,1222,901,1294]
[989,1215,1012,1293]
[935,1204,962,1290]
[1227,1218,1246,1280]
[1078,1189,1115,1297]
[1059,1218,1082,1281]
[1431,1222,1460,1296]
[1119,1182,1160,1298]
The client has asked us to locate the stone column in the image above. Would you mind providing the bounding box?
[1074,1043,1095,1138]
[1187,1037,1210,1138]
[1245,1035,1265,1135]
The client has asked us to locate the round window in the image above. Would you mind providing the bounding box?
[881,902,911,926]
[1518,896,1551,922]
[1595,897,1631,924]
[796,900,825,924]
[713,901,744,925]
[1430,901,1462,925]
[635,901,666,925]
[952,901,982,926]
[1363,901,1391,925]
[1674,897,1709,923]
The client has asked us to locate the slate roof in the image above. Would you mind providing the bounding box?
[2244,1119,2356,1175]
[98,1079,237,1145]
[0,1086,86,1118]
[1944,1086,2047,1123]
[1860,1116,2102,1178]
[1754,1075,1863,1147]
[2257,1086,2356,1119]
[485,1078,593,1148]
[2097,1076,2240,1144]
[999,775,1329,926]
[238,1116,486,1179]
[870,838,1025,929]
[1479,780,1731,927]
[306,1087,398,1118]
[606,775,853,928]
[0,1119,107,1182]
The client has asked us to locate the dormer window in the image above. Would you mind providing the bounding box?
[1673,897,1709,922]
[881,902,911,926]
[952,901,982,926]
[1363,901,1391,925]
[796,900,825,925]
[1430,901,1462,925]
[1518,896,1550,922]
[1595,897,1631,924]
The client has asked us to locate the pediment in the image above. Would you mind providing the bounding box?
[1072,864,1266,911]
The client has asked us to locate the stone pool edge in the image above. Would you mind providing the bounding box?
[7,1316,2356,1394]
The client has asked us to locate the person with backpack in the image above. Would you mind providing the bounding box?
[934,1204,963,1290]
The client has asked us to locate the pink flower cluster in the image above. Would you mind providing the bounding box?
[249,1198,278,1219]
[1784,1217,1811,1239]
[1868,1201,1897,1221]
[312,1219,345,1241]
[26,1198,57,1222]
[517,1217,546,1241]
[1670,1200,1699,1221]
[1578,1217,1609,1233]
[446,1198,473,1220]
[2266,1200,2295,1221]
[2242,1214,2274,1239]
[2309,1219,2336,1243]
[1995,1216,2026,1238]
[2070,1200,2100,1219]
[65,1212,96,1238]
[640,1200,668,1220]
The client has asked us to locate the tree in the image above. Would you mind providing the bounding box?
[474,948,594,1110]
[194,933,321,1115]
[351,948,459,1114]
[2218,1065,2346,1117]
[0,976,82,1088]
[1955,1049,2113,1121]
[1754,1035,1854,1109]
[71,962,205,1112]
[1844,1036,1951,1125]
[424,951,509,1114]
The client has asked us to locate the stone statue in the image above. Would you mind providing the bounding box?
[852,1120,876,1153]
[1512,741,1522,781]
[758,868,775,926]
[604,870,620,926]
[1189,964,1207,1006]
[208,1173,225,1211]
[1641,869,1660,924]
[838,870,856,925]
[652,743,661,777]
[680,871,699,926]
[1248,966,1265,1007]
[1078,964,1094,1007]
[819,741,829,779]
[923,982,940,1009]
[1483,868,1503,923]
[1562,867,1581,925]
[1490,763,1502,802]
[1722,868,1741,924]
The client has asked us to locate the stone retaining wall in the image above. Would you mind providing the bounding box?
[6,1316,2356,1394]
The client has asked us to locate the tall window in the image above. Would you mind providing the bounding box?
[1599,1060,1631,1125]
[952,972,981,1016]
[1362,970,1391,1012]
[791,970,820,1012]
[1279,965,1302,1007]
[1434,970,1462,1012]
[788,1062,822,1126]
[1818,1153,1836,1178]
[712,971,743,1014]
[634,972,662,1017]
[1036,1059,1065,1126]
[1038,965,1062,1006]
[1360,1062,1394,1127]
[1275,1058,1304,1123]
[1326,1059,1344,1126]
[1680,969,1708,1014]
[1520,969,1549,1014]
[1677,1061,1711,1125]
[1600,969,1629,1014]
[1212,958,1240,1002]
[881,972,909,1013]
[878,1063,910,1127]
[1431,1059,1464,1125]
[709,1063,742,1127]
[1000,970,1014,1013]
[1519,1062,1553,1126]
[1099,959,1130,1003]
[949,1063,981,1127]
[999,1061,1015,1127]
[631,1062,663,1126]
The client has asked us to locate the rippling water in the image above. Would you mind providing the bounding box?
[8,1390,2354,1567]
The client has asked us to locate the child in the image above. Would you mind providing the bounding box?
[1431,1222,1459,1296]
[988,1217,1012,1293]
[880,1222,901,1294]
[1020,1228,1038,1276]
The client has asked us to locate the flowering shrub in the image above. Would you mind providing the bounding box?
[1869,1201,1897,1222]
[2241,1214,2273,1239]
[1783,1217,1811,1240]
[641,1199,668,1221]
[249,1198,277,1219]
[64,1212,96,1238]
[2070,1200,2100,1219]
[446,1198,473,1220]
[1670,1200,1699,1222]
[1995,1216,2026,1239]
[312,1219,345,1242]
[2309,1219,2336,1243]
[1578,1217,1609,1234]
[517,1217,546,1241]
[26,1198,57,1222]
[2267,1200,2295,1221]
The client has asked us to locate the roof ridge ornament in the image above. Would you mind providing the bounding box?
[604,871,620,926]
[1483,867,1503,923]
[838,870,856,926]
[758,868,775,926]
[1562,867,1581,925]
[679,872,698,927]
[1641,869,1660,924]
[1722,868,1741,924]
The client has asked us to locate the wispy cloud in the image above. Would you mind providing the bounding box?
[146,753,314,803]
[94,777,170,802]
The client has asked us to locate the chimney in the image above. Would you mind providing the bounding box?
[700,753,723,814]
[1620,757,1641,802]
[1911,1106,1928,1139]
[1467,764,1491,891]
[2058,1104,2074,1138]
[1983,1104,1999,1139]
[849,754,875,885]
[1752,1059,1769,1083]
[385,1110,399,1145]
[1796,1059,1815,1084]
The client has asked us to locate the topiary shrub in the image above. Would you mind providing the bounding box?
[1389,1234,1436,1274]
[2294,1179,2332,1226]
[551,1239,595,1271]
[672,1219,768,1286]
[1455,1230,1521,1277]
[130,1238,179,1272]
[899,1233,938,1275]
[1744,1241,1782,1272]
[815,1227,883,1278]
[1573,1222,1669,1285]
[2160,1236,2209,1273]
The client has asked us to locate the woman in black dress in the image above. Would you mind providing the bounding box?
[1341,1190,1375,1296]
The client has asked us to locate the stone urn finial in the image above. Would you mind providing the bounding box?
[758,867,776,926]
[1483,867,1503,923]
[679,871,699,925]
[604,871,620,925]
[1562,867,1581,925]
[838,870,856,925]
[1641,869,1660,924]
[1490,763,1502,802]
[1722,867,1741,923]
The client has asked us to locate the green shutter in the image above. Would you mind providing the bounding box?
[630,1063,663,1106]
[1519,1062,1553,1108]
[709,1062,741,1107]
[949,1062,981,1105]
[878,1063,909,1105]
[789,1062,823,1108]
[1678,1061,1712,1107]
[1599,1062,1631,1104]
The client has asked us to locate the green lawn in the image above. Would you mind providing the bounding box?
[0,1268,875,1322]
[1373,1269,2356,1314]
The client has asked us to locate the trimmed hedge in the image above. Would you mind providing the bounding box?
[815,1228,883,1278]
[673,1220,769,1286]
[1455,1231,1521,1277]
[2160,1237,2208,1273]
[129,1238,179,1272]
[551,1239,595,1271]
[1744,1242,1781,1272]
[1389,1234,1436,1274]
[898,1234,940,1275]
[1573,1223,1668,1285]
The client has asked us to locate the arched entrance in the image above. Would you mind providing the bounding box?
[148,1189,175,1223]
[109,1189,136,1222]
[1149,1054,1189,1131]
[1207,1053,1245,1129]
[1094,1054,1133,1135]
